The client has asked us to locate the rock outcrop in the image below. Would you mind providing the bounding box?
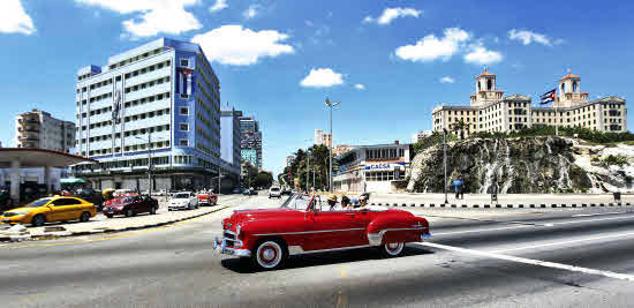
[407,136,633,193]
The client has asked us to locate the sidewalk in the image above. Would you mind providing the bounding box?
[368,193,633,209]
[0,195,244,242]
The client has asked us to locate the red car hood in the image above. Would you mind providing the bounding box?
[224,208,300,228]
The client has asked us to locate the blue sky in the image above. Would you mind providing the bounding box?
[0,0,633,176]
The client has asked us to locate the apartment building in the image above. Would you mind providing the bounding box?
[432,69,627,137]
[72,38,221,191]
[15,109,75,153]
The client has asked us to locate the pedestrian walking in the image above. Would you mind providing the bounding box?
[451,177,464,200]
[458,175,465,199]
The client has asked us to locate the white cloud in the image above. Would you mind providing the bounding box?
[209,0,227,13]
[191,25,294,66]
[364,7,421,25]
[300,68,344,88]
[508,29,552,46]
[243,4,259,19]
[354,83,366,90]
[76,0,201,38]
[395,27,470,62]
[439,76,455,84]
[464,44,503,65]
[0,0,35,35]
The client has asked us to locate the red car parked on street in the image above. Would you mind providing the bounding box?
[213,194,431,270]
[103,195,159,218]
[197,192,218,206]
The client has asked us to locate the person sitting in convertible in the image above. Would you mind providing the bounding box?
[327,194,338,211]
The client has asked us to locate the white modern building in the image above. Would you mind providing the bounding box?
[72,38,223,191]
[333,141,411,194]
[16,109,75,153]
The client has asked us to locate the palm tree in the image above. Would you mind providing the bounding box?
[452,119,467,140]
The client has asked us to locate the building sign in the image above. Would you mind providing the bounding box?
[363,162,406,171]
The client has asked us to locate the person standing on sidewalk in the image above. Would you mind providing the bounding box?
[452,177,464,200]
[458,175,465,199]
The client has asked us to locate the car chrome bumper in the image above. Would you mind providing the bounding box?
[213,237,251,257]
[422,232,432,240]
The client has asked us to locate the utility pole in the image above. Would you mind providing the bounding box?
[443,128,448,204]
[305,152,310,192]
[325,98,340,193]
[147,131,152,196]
[217,164,221,194]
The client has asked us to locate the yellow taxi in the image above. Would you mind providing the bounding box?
[0,196,96,227]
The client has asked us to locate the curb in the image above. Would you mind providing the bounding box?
[27,205,229,241]
[370,201,633,209]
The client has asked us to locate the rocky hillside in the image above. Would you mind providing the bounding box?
[407,136,634,193]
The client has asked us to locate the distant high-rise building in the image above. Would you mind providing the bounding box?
[314,129,332,148]
[286,155,295,167]
[239,115,262,169]
[411,130,432,143]
[15,109,75,153]
[72,38,222,191]
[220,108,242,167]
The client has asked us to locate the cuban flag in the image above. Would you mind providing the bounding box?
[540,89,556,105]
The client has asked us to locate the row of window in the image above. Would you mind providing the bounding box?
[109,48,165,70]
[78,124,171,144]
[365,148,405,161]
[123,108,170,123]
[124,76,170,94]
[365,171,402,182]
[125,92,170,109]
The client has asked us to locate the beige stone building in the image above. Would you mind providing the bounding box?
[432,69,627,137]
[15,109,76,153]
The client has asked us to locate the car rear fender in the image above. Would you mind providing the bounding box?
[366,216,425,246]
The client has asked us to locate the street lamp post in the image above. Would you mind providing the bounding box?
[305,152,310,192]
[443,128,448,204]
[325,98,340,193]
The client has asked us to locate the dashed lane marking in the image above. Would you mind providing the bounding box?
[416,242,634,283]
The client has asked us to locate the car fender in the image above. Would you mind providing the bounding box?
[366,215,425,246]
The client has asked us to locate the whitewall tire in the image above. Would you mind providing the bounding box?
[252,240,287,270]
[381,242,405,257]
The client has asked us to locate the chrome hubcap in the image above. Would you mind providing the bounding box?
[257,241,282,268]
[262,248,275,261]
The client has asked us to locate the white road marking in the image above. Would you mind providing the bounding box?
[433,214,634,236]
[492,231,634,254]
[416,242,634,283]
[433,225,533,236]
[572,211,626,218]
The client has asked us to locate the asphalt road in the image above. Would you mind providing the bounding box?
[2,195,634,307]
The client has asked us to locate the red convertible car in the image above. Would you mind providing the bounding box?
[213,194,431,270]
[197,192,218,206]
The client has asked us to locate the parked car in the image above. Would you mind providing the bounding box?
[74,188,104,211]
[268,187,281,199]
[280,187,292,196]
[0,196,96,227]
[103,195,158,218]
[169,192,198,210]
[197,192,218,206]
[213,194,431,270]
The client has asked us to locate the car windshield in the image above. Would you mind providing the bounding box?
[25,198,52,208]
[174,193,190,199]
[271,188,280,191]
[284,194,315,210]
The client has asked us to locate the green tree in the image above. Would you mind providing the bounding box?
[254,171,274,188]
